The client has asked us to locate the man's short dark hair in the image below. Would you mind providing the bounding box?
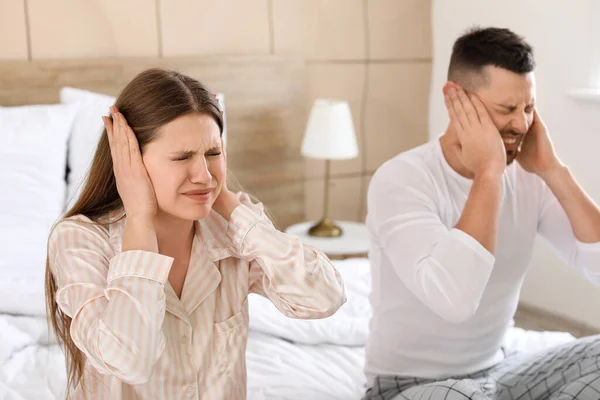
[448,27,535,90]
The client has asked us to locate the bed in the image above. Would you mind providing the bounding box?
[0,56,578,400]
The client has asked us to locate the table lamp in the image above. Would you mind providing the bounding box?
[301,99,358,237]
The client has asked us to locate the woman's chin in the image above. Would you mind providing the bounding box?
[187,204,214,220]
[163,204,214,221]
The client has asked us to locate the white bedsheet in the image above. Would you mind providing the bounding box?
[0,314,366,400]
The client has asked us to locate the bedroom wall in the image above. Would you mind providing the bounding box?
[428,0,600,331]
[0,0,432,224]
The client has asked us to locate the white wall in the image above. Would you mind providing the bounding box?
[429,0,600,329]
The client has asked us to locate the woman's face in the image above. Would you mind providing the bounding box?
[142,112,225,221]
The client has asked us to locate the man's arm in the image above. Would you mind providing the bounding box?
[368,163,497,324]
[541,165,600,244]
[455,173,504,253]
[447,87,507,253]
[522,110,600,285]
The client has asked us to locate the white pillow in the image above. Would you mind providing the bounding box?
[60,87,227,208]
[0,104,77,315]
[248,257,372,346]
[59,87,116,208]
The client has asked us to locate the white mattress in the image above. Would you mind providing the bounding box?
[0,314,366,400]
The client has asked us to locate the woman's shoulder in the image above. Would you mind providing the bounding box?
[236,191,265,212]
[49,213,114,247]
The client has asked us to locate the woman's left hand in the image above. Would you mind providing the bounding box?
[212,187,240,221]
[211,147,241,221]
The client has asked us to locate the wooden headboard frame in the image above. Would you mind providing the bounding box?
[0,55,309,228]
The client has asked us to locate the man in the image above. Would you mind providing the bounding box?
[364,27,600,399]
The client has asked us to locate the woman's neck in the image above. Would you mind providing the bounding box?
[152,212,195,255]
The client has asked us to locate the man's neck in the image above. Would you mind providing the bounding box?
[439,126,475,180]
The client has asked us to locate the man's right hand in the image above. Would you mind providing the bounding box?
[444,87,506,178]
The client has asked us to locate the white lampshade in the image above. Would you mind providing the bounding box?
[301,99,358,160]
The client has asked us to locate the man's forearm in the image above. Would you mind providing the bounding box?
[455,173,503,253]
[542,165,600,243]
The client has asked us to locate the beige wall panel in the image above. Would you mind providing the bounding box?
[28,0,159,58]
[365,62,431,172]
[367,0,432,59]
[272,0,365,60]
[160,0,270,56]
[0,0,28,60]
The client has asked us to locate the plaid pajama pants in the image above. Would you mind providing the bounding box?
[364,335,600,400]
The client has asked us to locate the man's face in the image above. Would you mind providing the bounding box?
[473,66,536,165]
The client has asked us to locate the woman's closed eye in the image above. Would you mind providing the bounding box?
[171,150,221,161]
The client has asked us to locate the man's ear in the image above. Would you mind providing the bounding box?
[443,81,462,95]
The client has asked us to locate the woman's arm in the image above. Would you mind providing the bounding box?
[49,217,173,385]
[224,194,346,319]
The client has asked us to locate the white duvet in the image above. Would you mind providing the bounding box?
[0,258,577,400]
[0,313,366,400]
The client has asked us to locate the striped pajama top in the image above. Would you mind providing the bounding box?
[48,193,346,399]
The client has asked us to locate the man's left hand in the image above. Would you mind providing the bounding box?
[517,109,564,179]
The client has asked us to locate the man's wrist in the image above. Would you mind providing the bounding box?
[539,162,569,187]
[473,170,504,184]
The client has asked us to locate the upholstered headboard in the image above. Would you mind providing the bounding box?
[0,55,310,228]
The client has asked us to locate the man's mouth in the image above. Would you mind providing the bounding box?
[500,132,524,165]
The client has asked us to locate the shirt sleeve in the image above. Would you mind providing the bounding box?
[228,194,346,319]
[48,217,174,385]
[368,160,495,323]
[537,183,600,286]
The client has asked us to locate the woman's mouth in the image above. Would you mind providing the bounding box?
[182,189,213,203]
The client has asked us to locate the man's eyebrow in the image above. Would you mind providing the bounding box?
[495,102,535,111]
[496,103,517,111]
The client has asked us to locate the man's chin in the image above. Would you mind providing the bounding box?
[506,155,518,166]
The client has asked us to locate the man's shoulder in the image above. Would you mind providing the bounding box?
[374,140,440,181]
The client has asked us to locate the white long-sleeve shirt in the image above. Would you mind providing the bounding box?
[365,138,600,379]
[49,193,345,399]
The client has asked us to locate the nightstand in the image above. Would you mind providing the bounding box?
[284,221,370,259]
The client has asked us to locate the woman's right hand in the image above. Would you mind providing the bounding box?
[103,107,158,220]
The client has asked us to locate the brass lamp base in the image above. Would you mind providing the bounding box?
[308,217,343,237]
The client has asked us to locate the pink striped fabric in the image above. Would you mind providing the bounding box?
[48,193,346,399]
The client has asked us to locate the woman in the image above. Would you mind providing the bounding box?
[45,68,346,399]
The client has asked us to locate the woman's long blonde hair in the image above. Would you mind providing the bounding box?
[45,69,224,392]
